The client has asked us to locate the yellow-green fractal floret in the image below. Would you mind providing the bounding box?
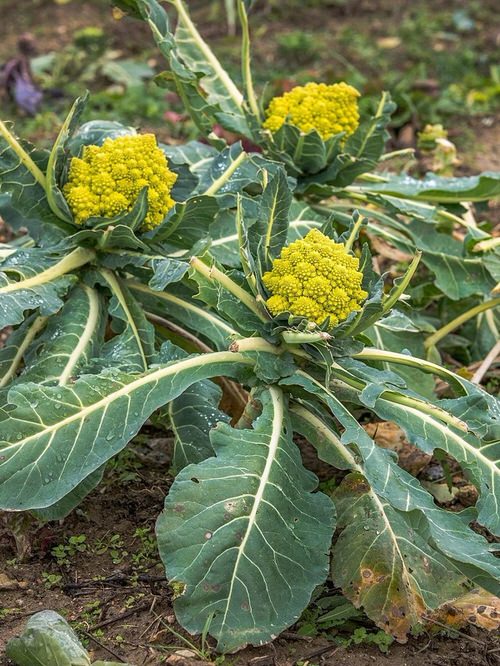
[64,134,177,230]
[263,229,368,327]
[263,82,360,140]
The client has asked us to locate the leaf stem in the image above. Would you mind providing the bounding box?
[424,298,500,349]
[238,0,261,122]
[382,250,422,313]
[0,247,95,295]
[379,148,415,162]
[343,213,365,253]
[229,336,280,354]
[0,120,47,188]
[328,363,468,431]
[203,150,247,196]
[190,256,268,322]
[353,347,466,394]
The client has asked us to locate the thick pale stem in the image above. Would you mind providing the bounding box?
[379,148,415,162]
[425,298,500,349]
[473,237,500,253]
[190,256,268,322]
[0,120,47,188]
[354,347,466,394]
[382,250,422,313]
[203,150,247,196]
[0,247,95,295]
[238,0,261,122]
[230,336,280,354]
[281,330,331,345]
[328,363,468,432]
[343,214,365,253]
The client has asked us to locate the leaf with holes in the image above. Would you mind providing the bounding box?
[156,387,335,651]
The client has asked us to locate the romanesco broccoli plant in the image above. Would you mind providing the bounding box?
[262,228,367,326]
[64,133,177,229]
[263,82,360,140]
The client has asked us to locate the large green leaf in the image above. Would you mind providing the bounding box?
[33,466,106,522]
[94,270,155,373]
[0,349,255,510]
[291,404,467,640]
[0,247,92,327]
[19,285,105,385]
[0,128,73,244]
[170,379,229,472]
[210,201,323,268]
[149,195,219,245]
[365,311,435,397]
[131,0,246,135]
[67,119,136,155]
[250,168,291,271]
[281,373,500,594]
[342,361,500,536]
[357,171,500,203]
[156,387,335,652]
[45,94,88,223]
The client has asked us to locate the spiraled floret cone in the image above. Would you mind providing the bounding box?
[264,82,360,141]
[263,229,367,327]
[64,133,177,230]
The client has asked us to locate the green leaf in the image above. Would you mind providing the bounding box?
[18,285,105,385]
[67,119,136,155]
[334,473,467,639]
[363,384,500,536]
[251,168,292,270]
[169,0,244,116]
[149,194,219,245]
[282,373,500,594]
[46,94,89,223]
[297,92,395,190]
[156,387,335,652]
[170,379,229,472]
[6,610,91,666]
[94,270,155,373]
[289,403,491,640]
[0,131,73,244]
[209,201,323,268]
[132,0,246,135]
[357,171,500,203]
[404,220,495,299]
[101,250,188,291]
[33,466,106,522]
[163,141,218,201]
[0,350,255,510]
[0,314,47,388]
[128,280,238,351]
[190,261,268,336]
[0,248,90,327]
[365,312,435,397]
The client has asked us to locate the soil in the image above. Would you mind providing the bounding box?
[1,1,499,664]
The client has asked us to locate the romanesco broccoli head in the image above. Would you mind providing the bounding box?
[263,82,360,141]
[64,133,177,230]
[262,229,367,327]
